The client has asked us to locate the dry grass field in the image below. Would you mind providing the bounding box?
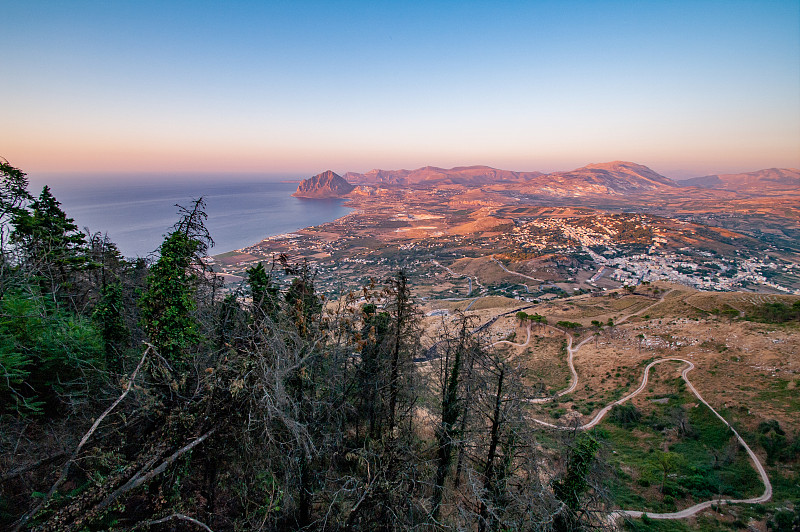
[419,285,799,531]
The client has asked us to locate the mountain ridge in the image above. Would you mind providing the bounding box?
[679,168,800,192]
[344,161,676,196]
[294,163,798,198]
[344,165,544,186]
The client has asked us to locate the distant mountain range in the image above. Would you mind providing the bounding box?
[678,168,800,192]
[343,165,544,186]
[293,162,799,198]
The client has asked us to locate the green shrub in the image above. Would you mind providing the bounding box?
[0,290,104,416]
[610,404,642,428]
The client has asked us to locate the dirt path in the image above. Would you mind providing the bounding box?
[491,325,587,403]
[491,321,532,349]
[486,290,772,521]
[615,289,670,326]
[608,359,772,520]
[528,356,772,519]
[431,259,476,295]
[491,255,545,283]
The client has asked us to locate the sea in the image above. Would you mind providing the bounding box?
[27,174,352,259]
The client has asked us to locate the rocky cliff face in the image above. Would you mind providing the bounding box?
[293,170,355,198]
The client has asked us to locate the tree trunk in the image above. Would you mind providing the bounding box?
[478,367,504,532]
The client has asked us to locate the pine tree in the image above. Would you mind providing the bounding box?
[11,186,89,300]
[385,269,417,434]
[139,199,212,366]
[93,279,128,372]
[0,159,30,251]
[139,230,202,365]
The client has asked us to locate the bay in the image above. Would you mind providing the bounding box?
[28,175,351,259]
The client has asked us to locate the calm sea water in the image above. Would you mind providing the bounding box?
[28,176,351,258]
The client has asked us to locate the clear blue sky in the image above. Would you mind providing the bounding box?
[2,0,798,179]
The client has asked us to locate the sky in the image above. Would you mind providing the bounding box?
[2,0,799,180]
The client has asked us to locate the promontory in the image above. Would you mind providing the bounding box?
[292,170,355,198]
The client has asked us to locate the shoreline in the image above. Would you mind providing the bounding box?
[212,200,358,257]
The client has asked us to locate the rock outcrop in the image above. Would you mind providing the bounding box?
[293,170,355,198]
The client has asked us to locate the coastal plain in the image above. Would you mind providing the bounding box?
[211,162,800,530]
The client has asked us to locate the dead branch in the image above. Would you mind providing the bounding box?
[78,345,152,451]
[0,451,67,483]
[128,512,214,531]
[93,427,217,516]
[13,345,151,532]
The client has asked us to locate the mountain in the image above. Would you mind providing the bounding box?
[293,170,355,199]
[523,161,679,196]
[344,165,543,186]
[343,161,677,196]
[302,162,798,200]
[679,168,800,193]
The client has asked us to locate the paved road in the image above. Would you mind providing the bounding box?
[464,297,481,311]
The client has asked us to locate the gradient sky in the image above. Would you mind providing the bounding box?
[2,0,799,179]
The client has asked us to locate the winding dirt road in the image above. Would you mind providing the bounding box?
[431,269,770,520]
[487,292,772,521]
[491,255,545,284]
[608,359,772,520]
[431,259,482,295]
[492,323,588,402]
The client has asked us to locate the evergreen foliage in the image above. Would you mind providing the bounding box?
[0,161,623,531]
[746,300,800,323]
[138,230,202,364]
[0,289,104,416]
[93,279,129,372]
[10,186,90,301]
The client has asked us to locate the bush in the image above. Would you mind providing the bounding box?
[678,473,714,499]
[746,300,800,323]
[0,290,104,416]
[610,404,642,428]
[768,508,800,530]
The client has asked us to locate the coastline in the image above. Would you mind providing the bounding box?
[32,179,351,259]
[214,199,358,257]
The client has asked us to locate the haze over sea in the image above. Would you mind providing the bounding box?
[28,174,351,259]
